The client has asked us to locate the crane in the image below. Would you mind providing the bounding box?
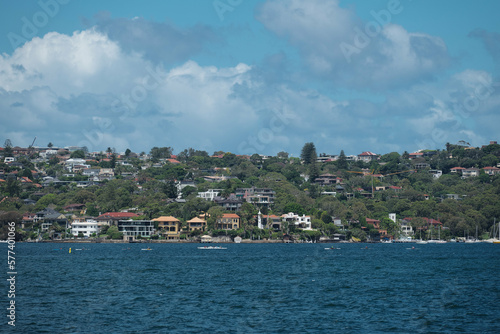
[347,169,416,198]
[28,137,37,157]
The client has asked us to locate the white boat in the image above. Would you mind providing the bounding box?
[197,246,227,250]
[416,240,428,244]
[141,248,152,251]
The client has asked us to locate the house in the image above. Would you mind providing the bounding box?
[462,168,480,178]
[450,167,466,174]
[314,173,341,186]
[35,208,68,232]
[99,168,115,180]
[357,151,379,162]
[409,152,424,160]
[152,216,181,239]
[186,217,207,232]
[96,212,140,226]
[63,204,86,212]
[400,219,414,236]
[214,195,243,211]
[216,213,240,230]
[71,219,99,237]
[365,218,388,240]
[414,163,430,170]
[197,189,222,201]
[281,212,312,230]
[236,187,276,206]
[482,166,500,176]
[429,170,442,178]
[256,211,282,230]
[176,180,195,198]
[118,220,154,241]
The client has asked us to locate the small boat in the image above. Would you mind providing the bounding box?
[141,248,152,251]
[324,247,341,250]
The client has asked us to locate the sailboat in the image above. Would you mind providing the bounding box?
[484,219,500,243]
[494,219,500,244]
[416,228,428,244]
[428,225,446,244]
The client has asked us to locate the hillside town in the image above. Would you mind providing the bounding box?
[1,140,500,243]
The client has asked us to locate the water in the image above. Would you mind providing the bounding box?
[3,243,500,333]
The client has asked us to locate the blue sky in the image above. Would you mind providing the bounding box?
[1,0,499,156]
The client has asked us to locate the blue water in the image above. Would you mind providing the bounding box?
[2,243,500,333]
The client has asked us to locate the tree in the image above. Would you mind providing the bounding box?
[150,147,173,160]
[300,142,317,164]
[47,142,53,148]
[106,225,123,239]
[125,148,132,157]
[337,150,348,169]
[70,150,85,159]
[277,151,289,159]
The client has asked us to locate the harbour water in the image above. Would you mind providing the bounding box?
[5,243,500,333]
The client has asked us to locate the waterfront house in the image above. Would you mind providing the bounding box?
[71,219,99,237]
[35,208,68,232]
[216,213,240,230]
[96,212,140,226]
[152,216,181,240]
[118,220,154,241]
[186,217,207,232]
[281,213,312,230]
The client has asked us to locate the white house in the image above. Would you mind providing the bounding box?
[197,189,222,201]
[281,212,312,230]
[71,219,99,237]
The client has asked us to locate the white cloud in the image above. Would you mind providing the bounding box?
[257,0,450,90]
[0,25,497,156]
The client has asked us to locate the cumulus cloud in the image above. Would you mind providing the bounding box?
[0,29,146,97]
[0,23,497,156]
[257,0,450,90]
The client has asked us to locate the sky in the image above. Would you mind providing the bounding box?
[0,0,499,157]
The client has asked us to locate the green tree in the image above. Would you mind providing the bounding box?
[300,142,317,164]
[70,150,85,159]
[337,150,348,169]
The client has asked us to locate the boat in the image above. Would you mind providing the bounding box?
[197,246,227,250]
[324,246,341,250]
[141,247,152,251]
[416,240,428,244]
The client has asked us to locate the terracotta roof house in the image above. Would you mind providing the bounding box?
[483,166,500,176]
[216,213,240,230]
[186,217,207,232]
[450,167,466,174]
[357,151,379,162]
[152,216,181,239]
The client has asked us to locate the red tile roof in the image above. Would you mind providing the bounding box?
[97,212,140,219]
[359,151,378,156]
[222,213,240,218]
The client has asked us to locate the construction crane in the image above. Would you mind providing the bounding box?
[28,137,37,158]
[347,169,416,198]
